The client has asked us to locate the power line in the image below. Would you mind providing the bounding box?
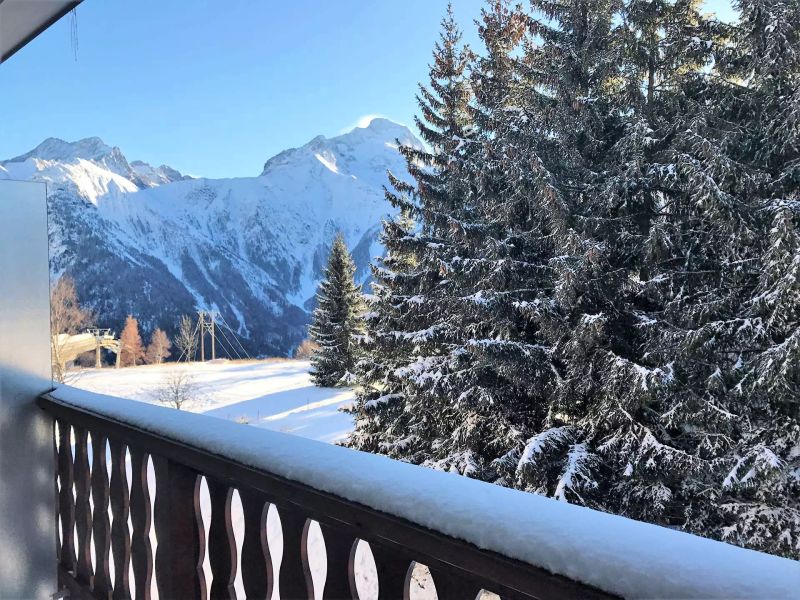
[217,313,251,359]
[215,323,244,361]
[215,328,243,361]
[173,309,251,363]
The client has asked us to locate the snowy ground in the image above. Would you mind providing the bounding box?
[68,358,356,443]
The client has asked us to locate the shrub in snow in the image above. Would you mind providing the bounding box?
[151,370,201,410]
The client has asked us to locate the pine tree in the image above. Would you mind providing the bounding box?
[501,0,622,502]
[146,328,172,364]
[309,234,365,387]
[426,0,561,478]
[703,0,800,558]
[543,0,727,520]
[120,315,145,367]
[348,0,799,559]
[349,4,479,463]
[349,210,421,454]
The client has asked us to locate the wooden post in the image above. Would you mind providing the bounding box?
[153,457,206,599]
[95,343,102,368]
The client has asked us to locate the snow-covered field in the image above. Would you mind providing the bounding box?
[68,359,355,443]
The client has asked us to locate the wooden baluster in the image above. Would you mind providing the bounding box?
[427,566,485,600]
[318,522,357,600]
[207,478,237,600]
[73,427,93,587]
[57,419,76,575]
[109,440,132,600]
[129,448,153,600]
[153,457,206,600]
[239,489,272,600]
[277,505,314,600]
[369,543,413,600]
[53,419,61,563]
[91,433,112,599]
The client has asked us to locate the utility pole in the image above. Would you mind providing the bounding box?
[198,311,205,362]
[198,310,218,362]
[210,312,216,360]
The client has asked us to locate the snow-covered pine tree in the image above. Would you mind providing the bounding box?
[591,0,734,527]
[355,0,566,478]
[705,0,800,558]
[348,210,421,454]
[501,0,670,512]
[622,0,794,554]
[425,0,563,478]
[541,0,728,523]
[309,233,365,387]
[349,5,479,462]
[349,0,798,559]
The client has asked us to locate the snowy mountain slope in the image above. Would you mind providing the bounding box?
[1,118,421,356]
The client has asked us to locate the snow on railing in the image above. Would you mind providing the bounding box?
[44,386,798,599]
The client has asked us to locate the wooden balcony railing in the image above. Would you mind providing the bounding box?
[40,392,610,600]
[39,388,799,600]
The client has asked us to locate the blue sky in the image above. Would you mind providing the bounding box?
[0,0,736,178]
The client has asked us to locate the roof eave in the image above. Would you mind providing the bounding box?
[0,0,84,64]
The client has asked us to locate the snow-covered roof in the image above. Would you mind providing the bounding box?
[0,0,83,64]
[50,385,799,599]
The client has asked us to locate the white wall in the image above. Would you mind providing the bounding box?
[0,180,55,597]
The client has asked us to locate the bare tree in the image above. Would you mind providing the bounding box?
[293,338,319,360]
[51,276,92,382]
[145,328,172,364]
[175,314,198,362]
[151,370,200,410]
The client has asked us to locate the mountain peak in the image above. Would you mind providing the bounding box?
[8,136,117,164]
[362,117,401,131]
[337,118,421,152]
[341,117,416,141]
[260,118,421,179]
[2,137,190,190]
[129,160,191,187]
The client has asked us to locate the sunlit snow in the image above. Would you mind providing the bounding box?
[68,359,355,443]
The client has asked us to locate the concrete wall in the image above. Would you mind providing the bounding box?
[0,181,55,597]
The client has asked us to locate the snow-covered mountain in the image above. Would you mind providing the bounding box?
[0,118,421,356]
